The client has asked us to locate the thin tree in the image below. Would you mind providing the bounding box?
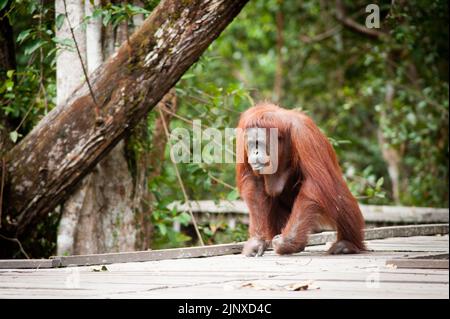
[0,0,248,253]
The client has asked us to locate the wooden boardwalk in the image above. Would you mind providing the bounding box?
[0,234,448,299]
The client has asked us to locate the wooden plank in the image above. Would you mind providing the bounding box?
[0,259,59,269]
[386,253,449,269]
[410,253,448,260]
[0,236,448,299]
[360,205,449,223]
[307,224,449,246]
[56,243,243,267]
[386,259,448,269]
[364,224,449,240]
[168,200,449,223]
[0,225,447,269]
[96,281,449,299]
[1,267,447,299]
[5,281,445,299]
[60,223,445,265]
[168,200,249,214]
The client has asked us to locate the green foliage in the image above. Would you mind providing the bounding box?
[147,0,448,248]
[347,166,386,203]
[78,1,160,30]
[90,2,151,28]
[0,0,8,11]
[1,0,56,139]
[149,174,193,248]
[151,206,193,249]
[201,220,248,245]
[1,0,448,254]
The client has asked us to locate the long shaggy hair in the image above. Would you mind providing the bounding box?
[237,102,365,252]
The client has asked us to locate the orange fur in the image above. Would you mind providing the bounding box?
[237,102,365,255]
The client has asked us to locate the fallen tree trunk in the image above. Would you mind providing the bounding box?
[1,0,248,237]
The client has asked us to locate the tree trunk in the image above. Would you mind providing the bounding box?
[0,1,17,155]
[132,1,145,28]
[55,0,88,255]
[57,0,142,255]
[378,82,402,204]
[0,2,16,248]
[62,140,137,254]
[85,0,103,73]
[55,0,86,106]
[1,0,248,243]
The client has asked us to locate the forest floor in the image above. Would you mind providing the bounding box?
[0,234,448,298]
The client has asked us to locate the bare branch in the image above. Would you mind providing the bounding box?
[300,25,342,44]
[207,172,236,190]
[62,0,101,122]
[0,233,30,258]
[158,107,205,246]
[335,0,386,39]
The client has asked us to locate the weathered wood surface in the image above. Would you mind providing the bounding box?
[305,223,449,248]
[58,224,448,267]
[169,200,449,223]
[361,205,448,223]
[56,243,243,267]
[0,243,244,269]
[1,224,446,269]
[0,259,58,269]
[1,0,249,237]
[308,234,449,253]
[0,235,447,298]
[386,258,448,269]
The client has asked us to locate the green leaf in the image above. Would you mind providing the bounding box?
[9,131,18,143]
[92,8,103,19]
[181,73,196,80]
[17,29,32,44]
[175,233,192,244]
[177,212,191,226]
[103,11,112,26]
[125,4,149,15]
[6,69,14,78]
[5,79,13,91]
[375,177,384,189]
[203,227,213,236]
[56,13,65,30]
[24,39,45,56]
[0,0,7,11]
[226,189,239,201]
[52,37,75,51]
[157,223,167,236]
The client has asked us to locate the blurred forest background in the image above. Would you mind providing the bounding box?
[0,0,448,258]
